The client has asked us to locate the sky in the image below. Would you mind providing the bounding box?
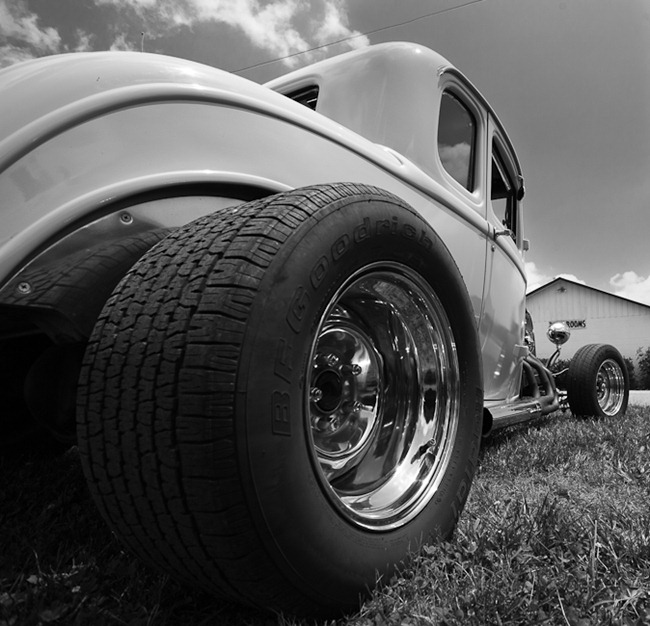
[2,0,650,304]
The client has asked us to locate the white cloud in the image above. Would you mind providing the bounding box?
[0,0,366,68]
[439,141,471,187]
[610,271,650,305]
[109,33,137,51]
[195,0,311,64]
[556,273,586,285]
[525,261,551,292]
[0,43,36,68]
[0,0,61,53]
[314,1,367,49]
[0,0,63,66]
[95,0,368,66]
[74,30,95,53]
[525,263,587,293]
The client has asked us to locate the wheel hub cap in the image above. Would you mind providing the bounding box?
[596,358,625,416]
[306,263,460,531]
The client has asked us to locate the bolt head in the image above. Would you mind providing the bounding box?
[324,354,340,367]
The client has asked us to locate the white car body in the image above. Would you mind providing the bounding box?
[0,42,527,413]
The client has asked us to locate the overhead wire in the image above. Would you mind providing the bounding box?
[232,0,484,74]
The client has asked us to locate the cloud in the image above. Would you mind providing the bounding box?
[0,1,95,66]
[74,30,95,53]
[0,0,367,69]
[109,33,138,51]
[438,141,471,187]
[556,273,586,285]
[525,261,551,292]
[313,1,367,48]
[95,0,368,66]
[524,264,587,293]
[0,0,61,53]
[0,43,37,68]
[610,271,650,306]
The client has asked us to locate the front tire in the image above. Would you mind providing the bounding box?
[566,343,629,418]
[77,183,483,616]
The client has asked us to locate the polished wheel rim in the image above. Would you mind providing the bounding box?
[306,262,460,530]
[596,358,625,416]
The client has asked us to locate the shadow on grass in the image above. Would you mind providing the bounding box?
[0,444,276,626]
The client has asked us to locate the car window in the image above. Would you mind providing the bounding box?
[438,91,476,190]
[490,146,516,239]
[286,85,319,110]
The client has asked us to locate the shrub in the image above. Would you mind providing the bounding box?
[624,356,638,389]
[547,357,571,389]
[636,346,650,390]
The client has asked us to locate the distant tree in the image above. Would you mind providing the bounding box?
[636,347,650,390]
[623,356,638,390]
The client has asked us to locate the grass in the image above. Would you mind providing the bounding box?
[1,407,649,625]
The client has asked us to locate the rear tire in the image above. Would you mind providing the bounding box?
[566,343,629,418]
[77,183,483,616]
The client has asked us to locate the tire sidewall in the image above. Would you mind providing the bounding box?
[235,193,482,607]
[569,344,629,418]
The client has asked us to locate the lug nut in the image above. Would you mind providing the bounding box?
[310,387,323,402]
[324,354,340,367]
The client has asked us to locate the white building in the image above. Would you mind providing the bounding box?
[526,277,650,363]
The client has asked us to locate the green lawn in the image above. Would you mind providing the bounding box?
[1,407,649,625]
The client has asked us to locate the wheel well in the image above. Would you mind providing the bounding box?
[0,184,279,342]
[0,186,279,441]
[482,407,493,436]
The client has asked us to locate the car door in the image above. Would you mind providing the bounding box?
[479,120,528,401]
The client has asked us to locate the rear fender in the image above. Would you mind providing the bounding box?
[0,184,276,341]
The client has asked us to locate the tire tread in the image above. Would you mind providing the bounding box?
[78,184,409,610]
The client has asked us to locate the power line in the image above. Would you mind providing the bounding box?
[232,0,484,75]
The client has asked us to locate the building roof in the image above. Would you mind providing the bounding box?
[528,277,650,313]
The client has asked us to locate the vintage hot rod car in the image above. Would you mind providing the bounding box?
[0,42,629,616]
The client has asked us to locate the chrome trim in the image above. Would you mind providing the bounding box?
[547,321,570,346]
[488,399,543,429]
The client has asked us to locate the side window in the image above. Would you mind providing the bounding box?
[491,146,517,239]
[286,85,319,110]
[438,91,476,190]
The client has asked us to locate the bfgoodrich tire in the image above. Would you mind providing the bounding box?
[77,183,483,617]
[566,343,629,418]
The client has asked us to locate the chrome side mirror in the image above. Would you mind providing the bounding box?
[547,322,570,346]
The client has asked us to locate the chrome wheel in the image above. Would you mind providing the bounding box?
[306,262,460,530]
[595,359,626,416]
